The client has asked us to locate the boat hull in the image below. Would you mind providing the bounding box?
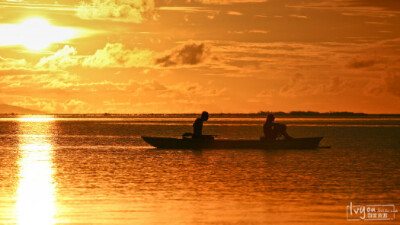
[142,136,323,150]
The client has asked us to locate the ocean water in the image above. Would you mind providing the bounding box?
[0,116,399,225]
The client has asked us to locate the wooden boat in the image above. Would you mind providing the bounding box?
[142,136,323,150]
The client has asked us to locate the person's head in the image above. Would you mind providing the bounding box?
[201,111,209,121]
[266,114,275,123]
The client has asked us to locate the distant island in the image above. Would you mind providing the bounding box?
[0,104,45,115]
[57,111,399,118]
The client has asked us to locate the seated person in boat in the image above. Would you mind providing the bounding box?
[189,111,213,140]
[193,111,208,137]
[263,114,292,140]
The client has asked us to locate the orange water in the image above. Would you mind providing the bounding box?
[0,116,399,224]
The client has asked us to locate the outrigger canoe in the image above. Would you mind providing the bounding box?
[142,136,323,150]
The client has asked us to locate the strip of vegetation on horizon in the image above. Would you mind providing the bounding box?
[1,111,400,118]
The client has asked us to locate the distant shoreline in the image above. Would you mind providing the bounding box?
[1,111,400,118]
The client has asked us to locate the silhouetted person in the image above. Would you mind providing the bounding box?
[193,111,209,138]
[263,114,292,140]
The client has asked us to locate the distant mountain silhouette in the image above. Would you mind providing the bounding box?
[0,104,45,114]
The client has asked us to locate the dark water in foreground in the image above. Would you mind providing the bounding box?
[0,116,399,224]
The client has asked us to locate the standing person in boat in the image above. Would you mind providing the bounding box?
[263,114,292,140]
[192,111,213,140]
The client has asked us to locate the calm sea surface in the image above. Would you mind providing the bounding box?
[0,116,399,224]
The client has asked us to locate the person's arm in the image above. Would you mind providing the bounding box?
[263,123,268,137]
[264,122,274,140]
[193,119,197,135]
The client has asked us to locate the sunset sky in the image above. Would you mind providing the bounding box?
[0,0,399,113]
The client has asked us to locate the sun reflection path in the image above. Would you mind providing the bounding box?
[15,116,56,225]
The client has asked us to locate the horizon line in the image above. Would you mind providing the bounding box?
[1,112,400,116]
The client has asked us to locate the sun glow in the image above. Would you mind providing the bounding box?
[0,18,76,50]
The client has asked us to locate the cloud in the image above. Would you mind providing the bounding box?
[36,45,79,70]
[366,71,400,98]
[256,90,272,98]
[158,6,215,13]
[3,77,225,113]
[290,14,307,19]
[35,42,210,70]
[249,30,269,34]
[323,76,350,93]
[0,69,49,76]
[140,80,167,91]
[35,43,153,70]
[174,82,226,97]
[227,11,243,16]
[384,72,400,98]
[0,56,51,76]
[0,72,78,90]
[137,81,226,112]
[155,42,210,67]
[290,0,400,18]
[347,58,378,68]
[280,73,311,97]
[64,99,88,112]
[0,56,28,68]
[280,74,350,97]
[0,1,75,12]
[10,96,90,113]
[197,0,266,4]
[76,0,155,23]
[82,43,153,68]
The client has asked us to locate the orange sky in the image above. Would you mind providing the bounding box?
[0,0,399,113]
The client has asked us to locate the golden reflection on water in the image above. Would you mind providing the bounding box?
[15,116,56,225]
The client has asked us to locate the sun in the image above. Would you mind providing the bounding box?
[0,18,77,50]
